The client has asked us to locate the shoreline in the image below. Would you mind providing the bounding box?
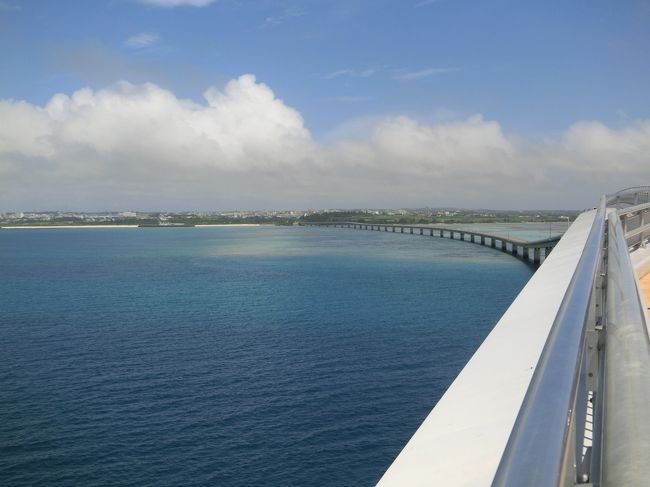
[0,223,268,230]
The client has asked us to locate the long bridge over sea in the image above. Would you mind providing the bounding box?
[302,222,562,265]
[306,187,650,487]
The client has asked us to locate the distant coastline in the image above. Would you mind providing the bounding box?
[0,224,265,230]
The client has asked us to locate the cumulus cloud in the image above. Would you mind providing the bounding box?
[1,74,649,210]
[138,0,215,7]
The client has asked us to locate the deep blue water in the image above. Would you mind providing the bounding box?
[0,226,532,486]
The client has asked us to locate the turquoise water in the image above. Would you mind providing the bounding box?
[0,226,532,486]
[442,221,569,241]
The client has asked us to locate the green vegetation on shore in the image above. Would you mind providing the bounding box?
[1,208,581,228]
[300,210,580,225]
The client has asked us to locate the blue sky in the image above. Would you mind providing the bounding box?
[1,0,650,210]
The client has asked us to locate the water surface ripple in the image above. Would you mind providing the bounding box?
[0,227,532,486]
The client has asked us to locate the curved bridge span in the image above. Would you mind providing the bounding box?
[301,221,561,265]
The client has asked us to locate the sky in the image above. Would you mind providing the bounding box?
[1,0,649,211]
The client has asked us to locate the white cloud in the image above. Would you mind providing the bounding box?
[324,69,355,80]
[124,33,160,49]
[265,7,304,25]
[138,0,215,7]
[394,67,458,81]
[1,75,649,210]
[323,67,380,80]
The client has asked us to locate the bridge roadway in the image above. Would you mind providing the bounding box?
[302,221,561,265]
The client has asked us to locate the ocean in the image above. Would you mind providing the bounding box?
[0,226,533,486]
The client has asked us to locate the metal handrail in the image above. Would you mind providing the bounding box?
[618,201,650,249]
[601,215,650,485]
[606,186,650,208]
[492,200,606,486]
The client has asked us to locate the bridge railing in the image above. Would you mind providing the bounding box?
[606,185,650,208]
[601,211,650,485]
[617,202,650,249]
[492,199,607,486]
[493,193,650,486]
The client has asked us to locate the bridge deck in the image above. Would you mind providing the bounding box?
[640,273,650,311]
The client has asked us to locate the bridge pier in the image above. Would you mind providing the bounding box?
[308,221,558,267]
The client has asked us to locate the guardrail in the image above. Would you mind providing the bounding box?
[492,191,650,486]
[601,213,650,485]
[376,188,650,487]
[492,199,607,486]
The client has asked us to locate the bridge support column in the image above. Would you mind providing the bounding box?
[410,228,414,234]
[470,234,475,243]
[439,230,444,237]
[481,236,485,245]
[430,229,434,236]
[460,232,465,241]
[523,247,530,261]
[384,226,388,232]
[491,238,496,248]
[392,227,395,232]
[501,240,507,251]
[420,228,423,235]
[533,247,541,265]
[545,247,553,258]
[512,244,518,256]
[401,227,404,233]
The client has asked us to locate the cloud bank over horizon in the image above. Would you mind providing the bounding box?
[1,75,648,211]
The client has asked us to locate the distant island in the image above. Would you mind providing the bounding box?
[0,208,581,228]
